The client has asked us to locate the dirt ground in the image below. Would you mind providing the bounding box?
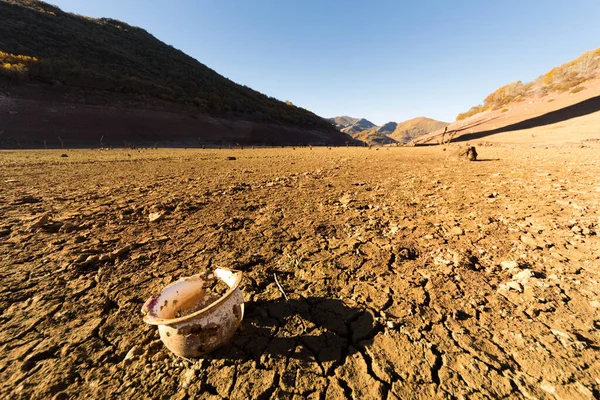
[1,146,599,399]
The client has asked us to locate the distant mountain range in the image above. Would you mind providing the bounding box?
[0,0,353,148]
[328,116,448,145]
[327,117,377,135]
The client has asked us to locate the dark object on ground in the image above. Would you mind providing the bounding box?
[60,154,68,158]
[226,156,237,160]
[457,146,477,161]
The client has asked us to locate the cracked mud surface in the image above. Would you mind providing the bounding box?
[1,146,599,399]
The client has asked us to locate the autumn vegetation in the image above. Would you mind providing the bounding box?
[456,48,600,121]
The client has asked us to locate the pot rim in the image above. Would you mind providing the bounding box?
[142,267,243,326]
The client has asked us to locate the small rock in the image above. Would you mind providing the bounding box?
[73,235,86,244]
[226,156,236,160]
[59,222,77,233]
[180,368,196,388]
[457,146,478,161]
[386,321,397,329]
[499,260,519,271]
[112,245,132,258]
[123,345,144,362]
[449,227,463,236]
[60,154,68,158]
[512,269,534,284]
[84,255,99,266]
[339,193,354,206]
[581,227,591,236]
[520,235,540,248]
[571,226,582,233]
[17,195,41,204]
[149,212,164,223]
[499,281,523,293]
[28,213,50,231]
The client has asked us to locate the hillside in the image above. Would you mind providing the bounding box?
[455,48,600,121]
[0,0,351,147]
[412,48,600,146]
[389,117,448,143]
[377,122,397,134]
[352,129,397,145]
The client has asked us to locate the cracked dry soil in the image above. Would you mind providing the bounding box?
[1,146,599,399]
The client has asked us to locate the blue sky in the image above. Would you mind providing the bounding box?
[50,0,600,125]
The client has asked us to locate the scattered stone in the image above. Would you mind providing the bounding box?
[28,213,50,231]
[520,235,540,248]
[498,281,523,293]
[123,345,144,363]
[83,255,99,266]
[16,195,41,204]
[457,146,478,161]
[339,193,354,206]
[111,245,132,258]
[180,368,196,389]
[226,156,236,160]
[449,226,463,236]
[58,222,77,233]
[499,260,519,271]
[512,269,534,285]
[149,212,165,222]
[61,154,68,158]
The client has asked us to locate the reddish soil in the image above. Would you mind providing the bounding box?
[0,85,350,148]
[1,146,599,399]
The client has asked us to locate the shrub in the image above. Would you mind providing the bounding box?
[570,86,585,94]
[456,105,485,121]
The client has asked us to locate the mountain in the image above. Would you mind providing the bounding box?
[389,117,448,143]
[328,116,361,129]
[327,116,377,136]
[352,129,397,145]
[329,115,447,145]
[0,0,352,148]
[412,48,600,146]
[377,122,397,134]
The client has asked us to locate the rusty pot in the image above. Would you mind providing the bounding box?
[141,268,244,357]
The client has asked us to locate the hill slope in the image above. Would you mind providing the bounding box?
[352,129,397,145]
[455,48,600,121]
[377,122,397,134]
[0,0,350,147]
[389,117,448,143]
[412,48,600,146]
